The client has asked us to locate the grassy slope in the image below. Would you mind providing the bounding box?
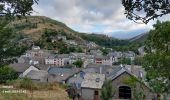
[0,90,69,100]
[10,16,81,41]
[0,81,69,100]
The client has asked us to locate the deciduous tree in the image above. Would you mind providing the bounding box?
[143,21,170,97]
[122,0,170,23]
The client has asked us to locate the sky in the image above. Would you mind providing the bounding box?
[33,0,170,39]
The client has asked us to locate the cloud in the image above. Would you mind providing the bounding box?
[32,0,170,39]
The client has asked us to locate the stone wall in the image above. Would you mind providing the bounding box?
[81,88,101,100]
[111,72,155,100]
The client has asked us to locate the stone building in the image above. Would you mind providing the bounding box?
[81,73,105,100]
[108,67,155,99]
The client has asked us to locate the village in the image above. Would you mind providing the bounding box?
[9,43,157,100]
[1,0,170,100]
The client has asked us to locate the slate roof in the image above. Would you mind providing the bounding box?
[25,70,48,80]
[107,51,122,57]
[10,63,30,73]
[56,54,69,58]
[108,66,137,81]
[35,64,51,70]
[95,55,110,59]
[108,66,152,90]
[48,67,80,82]
[81,73,105,89]
[84,64,114,76]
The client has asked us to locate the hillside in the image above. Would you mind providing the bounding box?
[129,33,149,45]
[7,16,149,53]
[78,33,129,47]
[8,16,130,51]
[9,16,81,41]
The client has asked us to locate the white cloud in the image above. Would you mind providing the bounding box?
[32,0,170,38]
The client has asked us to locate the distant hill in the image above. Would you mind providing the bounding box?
[129,33,149,45]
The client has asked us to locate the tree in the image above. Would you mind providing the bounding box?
[0,0,38,66]
[0,66,18,83]
[101,80,114,100]
[100,48,110,55]
[0,0,38,18]
[115,57,131,65]
[73,60,83,68]
[143,21,170,98]
[134,57,143,65]
[76,47,83,53]
[122,0,170,23]
[0,0,38,83]
[0,21,27,66]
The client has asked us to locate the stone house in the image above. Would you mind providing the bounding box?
[69,53,86,64]
[107,51,123,63]
[95,56,112,66]
[90,49,103,56]
[10,63,30,75]
[86,42,98,49]
[108,66,155,100]
[66,71,85,91]
[21,66,39,77]
[123,51,136,61]
[24,49,44,58]
[81,73,105,100]
[45,54,69,66]
[32,46,40,50]
[24,70,48,83]
[65,40,78,45]
[67,64,113,89]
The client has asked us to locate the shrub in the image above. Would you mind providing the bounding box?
[0,66,18,84]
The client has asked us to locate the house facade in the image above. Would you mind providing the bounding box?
[81,73,105,100]
[45,55,65,66]
[108,67,155,100]
[95,56,112,66]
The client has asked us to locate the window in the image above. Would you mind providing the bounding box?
[95,78,100,82]
[119,86,131,99]
[94,91,98,95]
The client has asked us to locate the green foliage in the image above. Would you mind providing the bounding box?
[38,29,84,53]
[100,48,110,55]
[43,29,59,37]
[122,0,170,23]
[0,0,38,18]
[73,60,83,68]
[113,57,131,65]
[143,21,170,94]
[0,66,18,84]
[79,33,129,48]
[112,43,143,53]
[122,76,145,100]
[0,21,27,66]
[101,80,114,100]
[134,57,143,65]
[76,47,83,53]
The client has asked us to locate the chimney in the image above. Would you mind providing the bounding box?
[138,71,143,79]
[99,67,102,74]
[131,64,135,74]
